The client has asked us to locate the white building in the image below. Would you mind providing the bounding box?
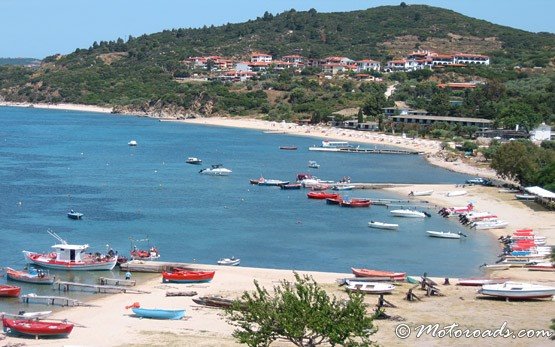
[530,123,553,141]
[356,59,380,72]
[250,52,272,63]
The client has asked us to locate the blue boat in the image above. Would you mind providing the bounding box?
[132,307,185,320]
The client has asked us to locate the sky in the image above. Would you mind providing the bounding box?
[0,0,553,58]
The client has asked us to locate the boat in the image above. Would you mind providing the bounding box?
[471,220,508,230]
[478,282,555,299]
[126,302,185,320]
[0,285,21,298]
[192,296,234,308]
[307,191,340,200]
[390,209,429,218]
[279,146,297,150]
[199,164,232,176]
[325,197,343,205]
[479,264,511,271]
[22,230,117,271]
[351,268,406,281]
[309,141,352,152]
[426,231,466,239]
[515,194,536,201]
[345,281,395,294]
[162,270,215,283]
[258,179,290,186]
[186,157,202,165]
[446,190,468,197]
[438,203,474,217]
[130,246,160,261]
[2,311,53,319]
[466,177,491,185]
[308,161,320,169]
[457,278,510,286]
[340,199,371,207]
[332,185,356,191]
[2,317,74,338]
[67,210,83,220]
[280,183,302,190]
[408,190,433,196]
[368,221,399,230]
[6,267,55,284]
[128,140,138,146]
[525,262,555,272]
[217,257,240,266]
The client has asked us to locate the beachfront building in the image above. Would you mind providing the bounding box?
[453,53,490,65]
[251,52,273,63]
[530,123,554,141]
[391,115,493,128]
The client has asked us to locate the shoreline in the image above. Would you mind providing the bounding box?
[1,102,501,180]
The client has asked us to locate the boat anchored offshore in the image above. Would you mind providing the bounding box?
[217,257,240,266]
[308,161,320,169]
[309,141,352,152]
[426,231,467,239]
[67,210,83,220]
[199,164,232,176]
[22,230,117,271]
[368,221,399,230]
[128,140,138,146]
[186,157,202,165]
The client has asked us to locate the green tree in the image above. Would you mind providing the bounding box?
[357,108,364,123]
[491,140,554,185]
[362,92,387,118]
[226,273,376,347]
[427,91,450,116]
[498,102,542,131]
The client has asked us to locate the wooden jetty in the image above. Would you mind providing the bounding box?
[120,260,209,273]
[98,277,136,287]
[20,294,96,307]
[337,147,422,155]
[54,281,150,294]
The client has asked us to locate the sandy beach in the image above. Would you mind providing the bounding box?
[0,101,114,114]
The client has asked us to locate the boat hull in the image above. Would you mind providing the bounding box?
[0,285,21,297]
[368,222,399,230]
[23,251,117,271]
[2,318,73,337]
[132,308,185,320]
[390,210,426,218]
[6,268,54,284]
[351,268,406,281]
[162,270,215,283]
[426,231,461,239]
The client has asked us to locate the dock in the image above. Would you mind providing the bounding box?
[338,147,422,155]
[120,260,209,273]
[336,183,410,190]
[54,281,150,294]
[98,277,136,287]
[20,294,96,307]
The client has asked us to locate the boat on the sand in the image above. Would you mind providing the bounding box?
[162,270,215,283]
[478,282,555,300]
[345,280,395,294]
[351,268,406,281]
[457,278,510,286]
[426,231,466,239]
[2,317,74,338]
[126,302,185,320]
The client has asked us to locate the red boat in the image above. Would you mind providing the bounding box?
[162,270,215,283]
[340,199,371,207]
[0,285,21,298]
[351,268,406,281]
[2,317,73,338]
[307,191,340,200]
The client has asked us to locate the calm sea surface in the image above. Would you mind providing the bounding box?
[0,106,499,312]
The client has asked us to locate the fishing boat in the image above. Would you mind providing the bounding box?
[325,196,343,205]
[217,257,240,266]
[67,210,83,220]
[6,267,55,284]
[478,282,555,299]
[525,262,555,272]
[332,185,356,191]
[309,141,352,152]
[2,317,74,338]
[280,183,302,190]
[351,268,406,281]
[446,190,468,197]
[457,278,510,286]
[0,285,21,298]
[128,140,138,146]
[199,164,232,176]
[390,209,429,218]
[186,157,202,165]
[515,194,536,201]
[426,231,466,239]
[408,190,433,196]
[279,146,297,150]
[126,302,185,320]
[345,281,395,294]
[22,230,117,271]
[307,191,340,200]
[340,199,371,207]
[162,270,215,283]
[368,221,399,230]
[308,161,320,169]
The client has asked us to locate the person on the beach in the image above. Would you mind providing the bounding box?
[125,271,132,280]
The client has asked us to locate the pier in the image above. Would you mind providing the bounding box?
[20,294,96,307]
[98,277,136,287]
[54,281,150,294]
[120,260,209,273]
[337,147,422,155]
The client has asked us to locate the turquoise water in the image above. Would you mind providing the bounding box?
[0,106,498,311]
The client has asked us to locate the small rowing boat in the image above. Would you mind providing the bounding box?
[408,190,433,196]
[478,282,555,300]
[2,317,74,338]
[162,270,215,283]
[351,268,406,281]
[345,280,395,294]
[0,285,21,298]
[368,221,399,230]
[126,302,185,320]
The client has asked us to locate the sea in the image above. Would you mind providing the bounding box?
[0,106,499,312]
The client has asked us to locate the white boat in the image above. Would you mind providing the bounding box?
[426,230,465,239]
[480,264,511,271]
[409,190,433,196]
[309,141,352,152]
[515,194,536,200]
[308,161,320,169]
[186,157,202,165]
[199,164,232,176]
[128,140,138,146]
[217,257,240,266]
[368,221,399,230]
[332,185,356,191]
[345,280,395,294]
[446,190,467,197]
[1,311,52,319]
[390,209,429,218]
[498,189,520,193]
[478,282,555,299]
[472,220,508,230]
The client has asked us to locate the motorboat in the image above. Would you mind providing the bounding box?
[258,179,290,186]
[217,257,240,266]
[446,190,467,197]
[345,281,395,294]
[390,209,429,218]
[478,282,555,299]
[307,191,340,200]
[6,267,55,284]
[438,203,474,217]
[309,140,353,152]
[340,199,371,207]
[186,157,202,165]
[308,161,320,169]
[280,183,302,190]
[332,185,356,191]
[515,194,536,200]
[426,231,466,239]
[128,140,138,146]
[279,146,297,150]
[67,210,83,220]
[0,285,21,298]
[2,317,74,338]
[408,190,433,196]
[368,221,399,230]
[466,177,491,185]
[22,230,117,271]
[457,278,510,286]
[471,220,508,230]
[199,164,232,176]
[479,264,511,271]
[325,197,343,205]
[126,302,185,320]
[351,268,406,281]
[525,262,555,272]
[162,270,215,283]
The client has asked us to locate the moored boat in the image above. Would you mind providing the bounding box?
[279,146,297,150]
[325,196,343,205]
[368,221,399,230]
[258,179,289,186]
[6,267,55,284]
[332,185,356,191]
[478,282,555,299]
[280,183,302,190]
[0,285,21,298]
[130,247,160,261]
[67,210,83,220]
[128,140,138,146]
[199,164,232,176]
[351,268,406,281]
[525,262,555,272]
[162,270,215,283]
[186,157,202,165]
[345,280,395,294]
[309,141,352,152]
[2,317,74,338]
[126,302,185,320]
[408,190,433,196]
[426,230,466,239]
[217,257,240,266]
[340,199,371,207]
[307,191,340,200]
[446,190,467,197]
[479,264,511,271]
[390,209,429,218]
[308,160,320,169]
